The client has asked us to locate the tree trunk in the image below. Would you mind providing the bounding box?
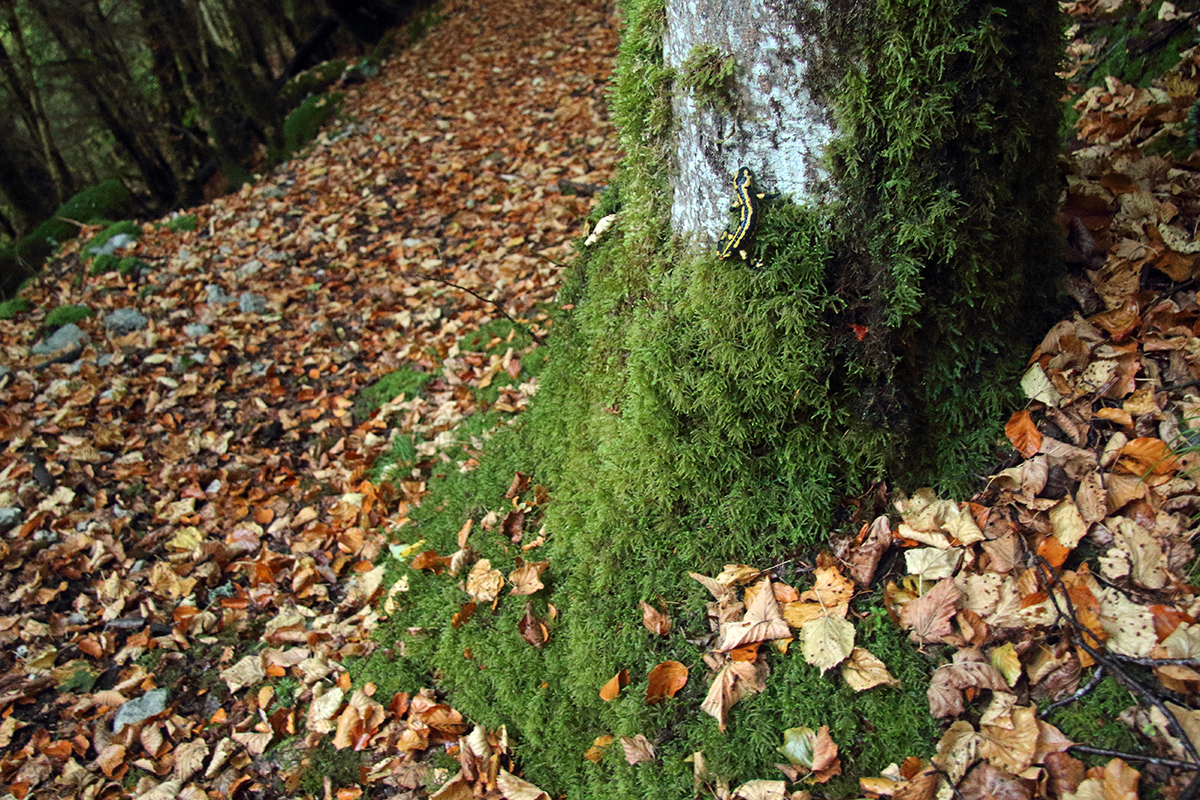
[0,1,73,203]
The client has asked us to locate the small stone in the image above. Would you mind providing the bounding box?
[103,308,148,336]
[0,508,21,528]
[183,323,210,338]
[113,688,170,734]
[236,260,262,279]
[238,292,267,313]
[31,323,89,355]
[206,284,233,305]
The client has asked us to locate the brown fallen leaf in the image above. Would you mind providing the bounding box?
[642,600,672,636]
[1005,409,1042,458]
[509,560,548,595]
[840,647,901,691]
[926,649,1008,718]
[646,660,689,704]
[717,577,790,651]
[899,578,962,644]
[848,515,893,586]
[599,669,628,702]
[701,659,767,732]
[466,559,504,604]
[496,768,550,800]
[584,734,614,763]
[518,602,548,648]
[621,734,656,765]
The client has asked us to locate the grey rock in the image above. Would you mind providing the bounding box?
[262,186,286,199]
[103,308,148,336]
[31,323,89,355]
[91,233,135,257]
[236,259,262,279]
[238,292,267,313]
[206,284,233,305]
[183,323,210,338]
[113,688,170,733]
[0,508,21,527]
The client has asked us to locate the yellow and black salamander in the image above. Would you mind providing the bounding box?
[717,167,765,270]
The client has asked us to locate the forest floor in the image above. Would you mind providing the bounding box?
[0,0,1198,799]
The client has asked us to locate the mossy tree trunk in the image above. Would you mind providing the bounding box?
[392,1,1065,796]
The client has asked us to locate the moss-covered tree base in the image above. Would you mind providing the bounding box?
[362,0,1067,796]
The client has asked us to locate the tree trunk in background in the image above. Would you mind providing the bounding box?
[0,1,73,204]
[25,0,182,207]
[0,112,59,231]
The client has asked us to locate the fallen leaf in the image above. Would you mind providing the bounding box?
[1005,410,1042,458]
[899,578,961,644]
[701,660,766,732]
[646,660,688,704]
[848,515,892,586]
[509,560,548,595]
[518,602,548,648]
[466,559,504,603]
[600,669,628,702]
[584,734,614,763]
[718,577,790,651]
[621,734,656,765]
[840,647,901,691]
[800,614,855,674]
[642,600,672,636]
[496,768,550,800]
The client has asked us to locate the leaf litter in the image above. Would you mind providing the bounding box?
[0,0,617,796]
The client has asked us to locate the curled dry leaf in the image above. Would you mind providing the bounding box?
[840,647,901,692]
[848,515,892,586]
[518,602,548,648]
[645,660,689,704]
[641,600,672,636]
[599,669,628,702]
[509,560,548,595]
[496,768,550,800]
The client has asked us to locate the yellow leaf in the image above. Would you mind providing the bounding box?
[800,615,855,674]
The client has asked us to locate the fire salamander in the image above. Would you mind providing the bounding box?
[717,167,766,270]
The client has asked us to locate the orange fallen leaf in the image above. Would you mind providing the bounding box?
[600,669,628,702]
[1005,410,1042,458]
[645,661,688,704]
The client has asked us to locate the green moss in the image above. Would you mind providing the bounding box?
[353,366,433,423]
[0,297,33,320]
[1043,674,1141,766]
[364,0,1066,796]
[44,304,94,328]
[299,741,361,795]
[283,93,345,156]
[162,214,198,233]
[679,44,738,114]
[278,60,347,111]
[83,220,141,257]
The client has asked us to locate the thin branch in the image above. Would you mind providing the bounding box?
[1033,557,1200,768]
[1067,745,1200,771]
[1040,667,1105,719]
[426,273,546,346]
